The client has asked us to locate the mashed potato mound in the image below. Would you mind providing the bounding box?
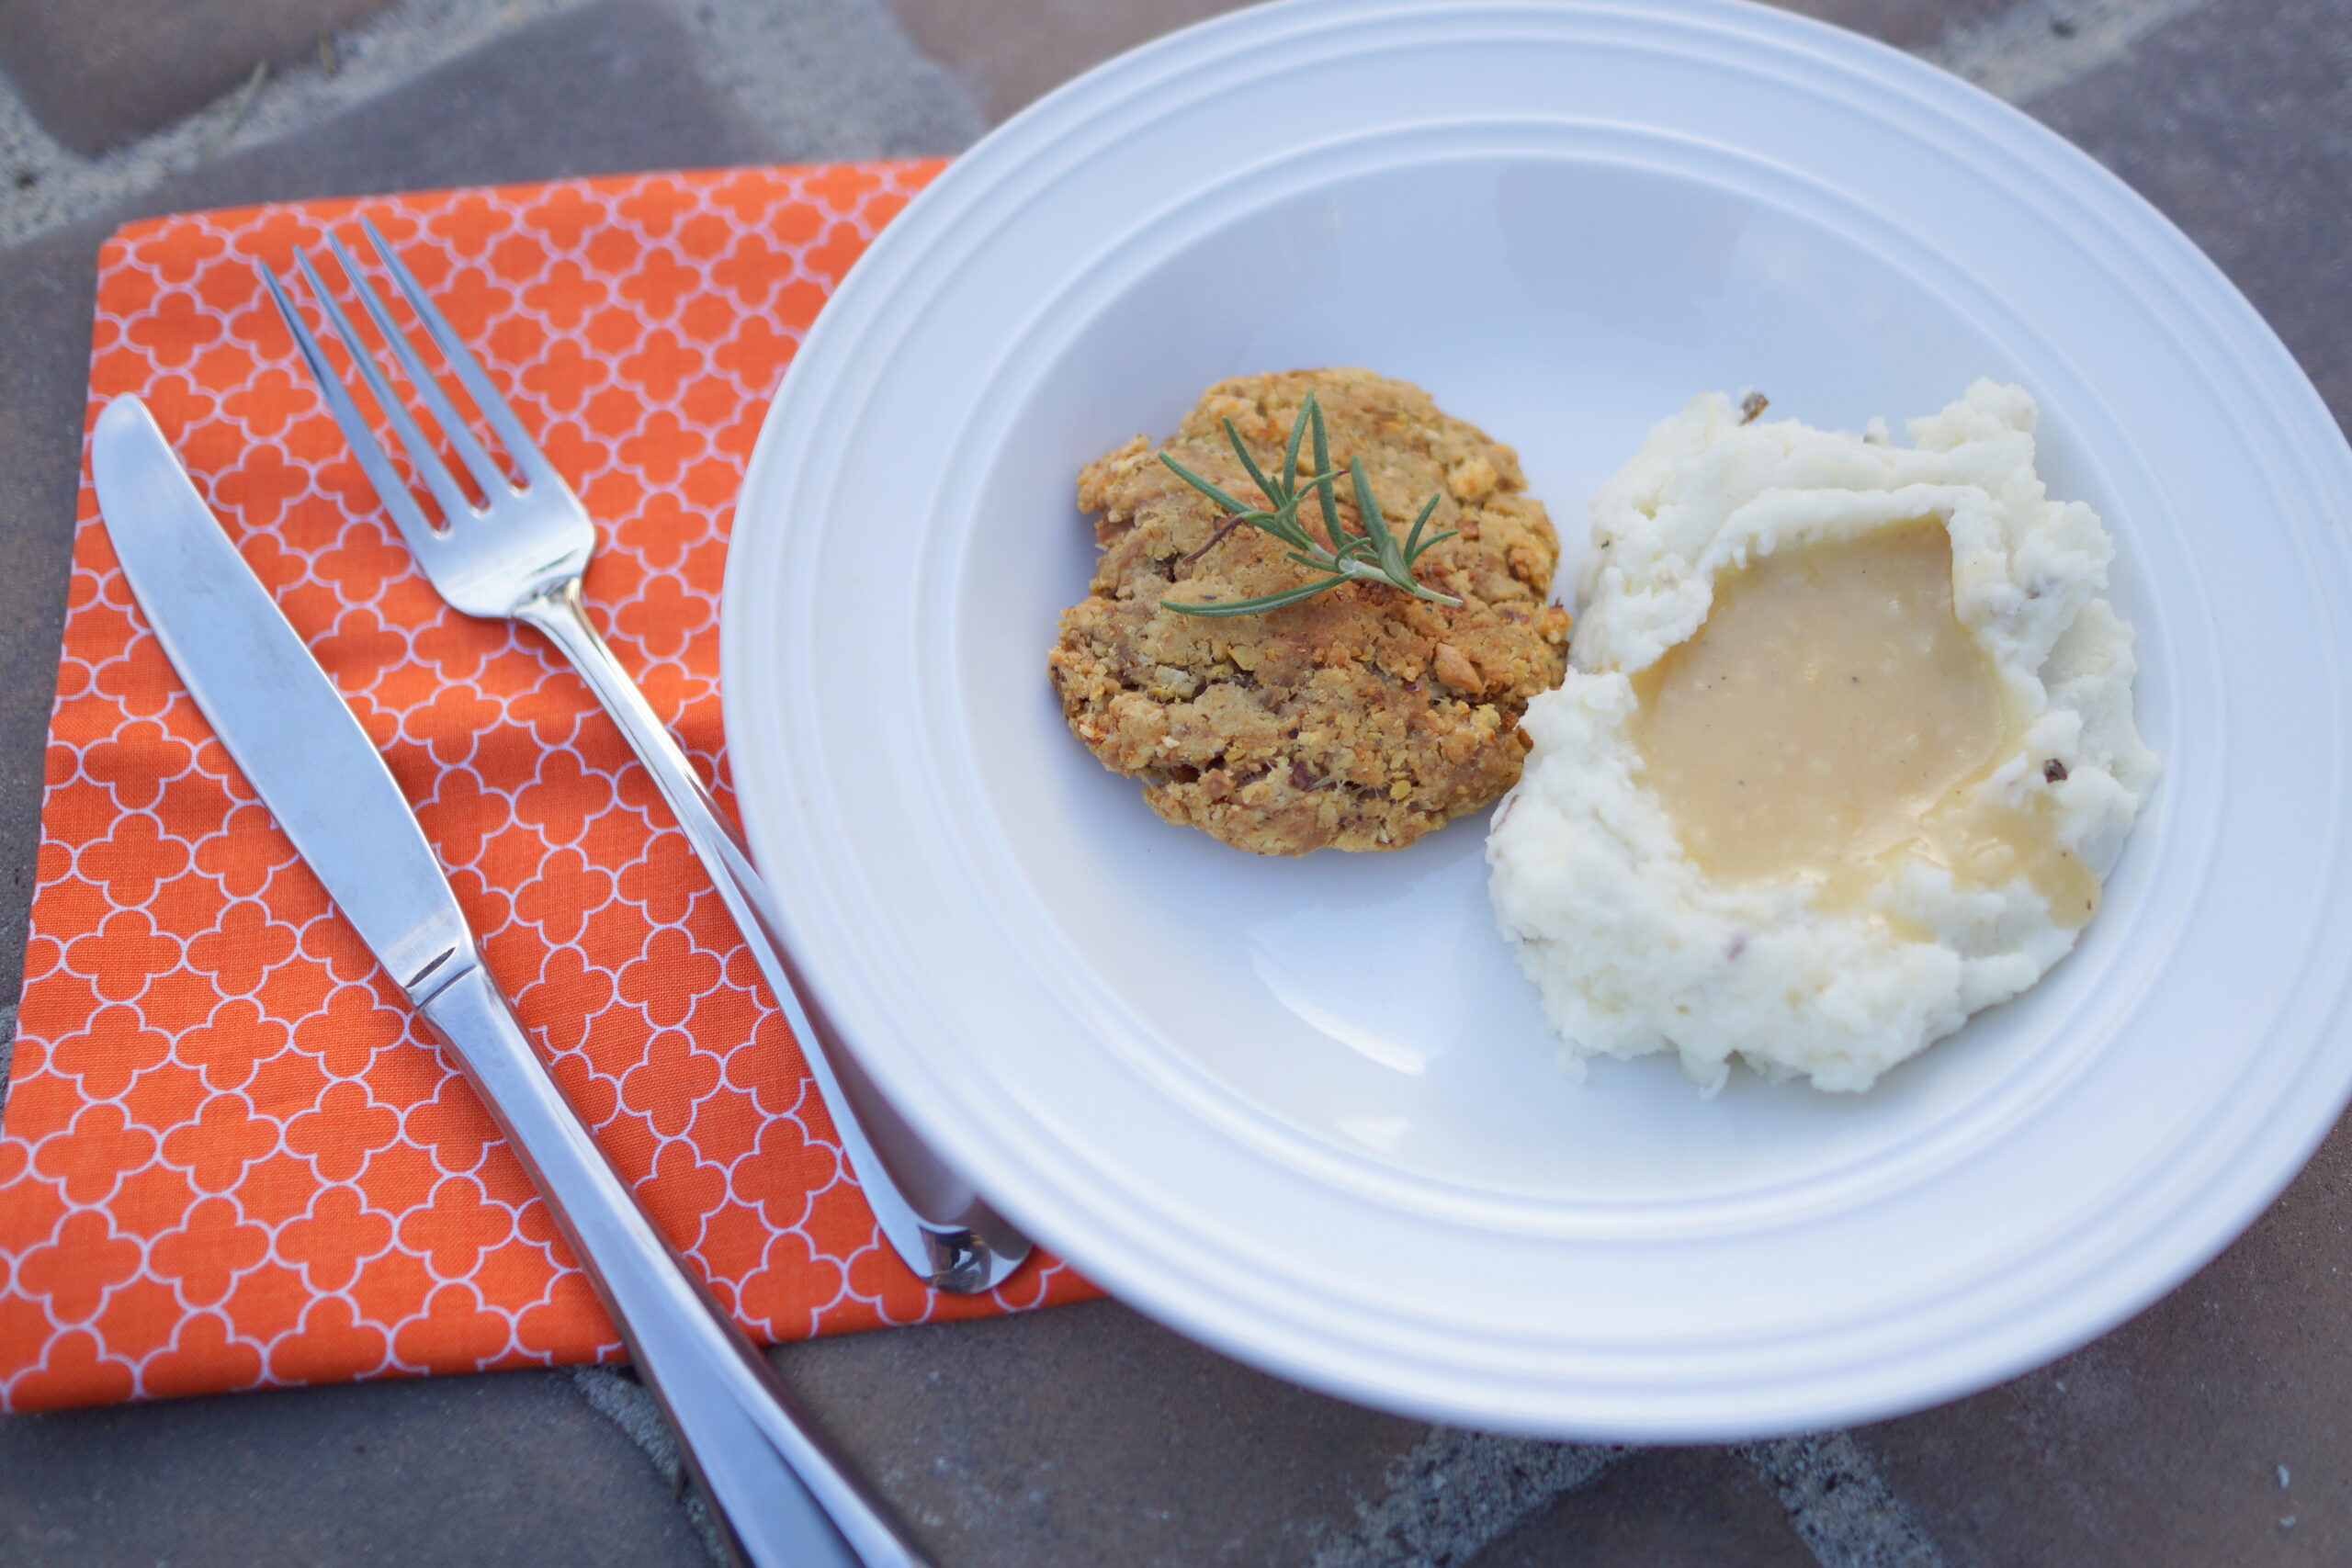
[1487,382,2158,1093]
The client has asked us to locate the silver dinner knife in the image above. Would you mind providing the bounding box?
[91,393,929,1568]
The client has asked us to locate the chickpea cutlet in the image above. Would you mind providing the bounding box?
[1049,369,1571,856]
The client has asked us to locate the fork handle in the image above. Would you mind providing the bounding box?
[420,959,927,1568]
[515,581,1032,1292]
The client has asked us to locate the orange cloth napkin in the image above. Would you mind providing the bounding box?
[0,162,1095,1414]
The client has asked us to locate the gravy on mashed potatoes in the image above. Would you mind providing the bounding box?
[1632,520,2098,925]
[1487,382,2157,1093]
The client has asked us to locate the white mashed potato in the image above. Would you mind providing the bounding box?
[1487,382,2158,1093]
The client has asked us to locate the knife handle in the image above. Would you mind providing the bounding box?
[418,958,931,1568]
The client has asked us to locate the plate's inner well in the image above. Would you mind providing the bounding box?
[953,150,2167,1204]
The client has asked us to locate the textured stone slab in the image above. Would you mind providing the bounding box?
[0,220,100,1042]
[881,0,2018,122]
[0,1368,709,1567]
[2027,0,2352,429]
[1777,0,2019,49]
[146,0,778,215]
[1468,1447,1816,1568]
[775,1300,1427,1566]
[0,0,396,155]
[881,0,1241,123]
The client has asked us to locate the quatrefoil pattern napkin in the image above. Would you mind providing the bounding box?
[0,162,1093,1413]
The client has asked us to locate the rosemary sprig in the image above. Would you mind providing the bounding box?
[1158,391,1461,617]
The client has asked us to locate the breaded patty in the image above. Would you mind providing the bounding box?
[1049,368,1571,854]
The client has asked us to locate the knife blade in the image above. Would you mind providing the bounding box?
[89,393,925,1568]
[90,397,469,1001]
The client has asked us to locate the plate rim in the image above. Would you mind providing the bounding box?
[721,0,2352,1437]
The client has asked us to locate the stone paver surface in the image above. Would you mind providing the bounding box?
[1,1366,710,1567]
[153,0,779,213]
[779,1300,1426,1565]
[880,0,2021,122]
[0,220,96,1025]
[0,0,396,154]
[1781,0,2018,48]
[3,0,2351,1564]
[2029,0,2352,427]
[885,0,1247,122]
[1476,1447,1817,1568]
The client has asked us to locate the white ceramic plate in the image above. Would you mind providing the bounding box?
[722,0,2352,1437]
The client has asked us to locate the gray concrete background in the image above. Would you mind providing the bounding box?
[2,0,2348,1563]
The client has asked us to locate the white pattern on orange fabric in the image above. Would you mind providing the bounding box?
[0,164,1091,1414]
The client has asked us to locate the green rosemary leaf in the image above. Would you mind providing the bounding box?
[1402,491,1443,558]
[1225,418,1283,507]
[1279,399,1309,497]
[1254,496,1325,556]
[1406,528,1461,565]
[1348,457,1401,575]
[1308,395,1340,541]
[1158,451,1255,519]
[1157,389,1460,618]
[1159,577,1345,616]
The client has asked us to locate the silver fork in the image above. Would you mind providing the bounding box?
[255,220,1029,1295]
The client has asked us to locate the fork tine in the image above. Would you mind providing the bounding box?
[322,230,515,506]
[256,262,445,562]
[357,215,562,492]
[289,247,481,532]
